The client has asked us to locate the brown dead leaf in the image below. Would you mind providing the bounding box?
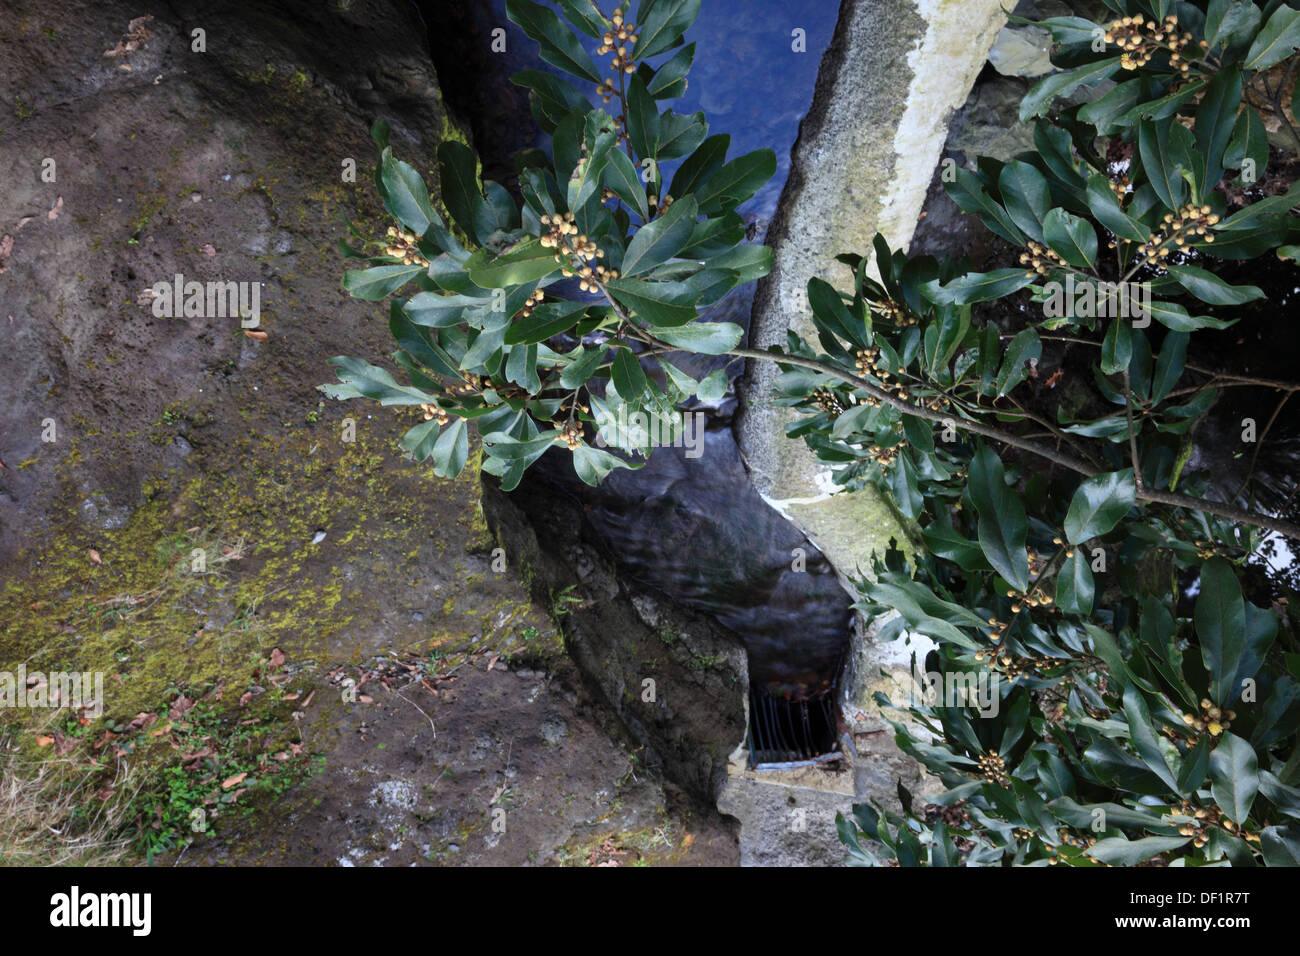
[168,694,194,719]
[87,548,102,565]
[243,329,269,342]
[221,772,247,790]
[201,243,216,257]
[358,694,374,704]
[35,735,53,747]
[239,691,253,706]
[0,234,13,275]
[301,689,316,708]
[47,197,63,221]
[268,647,285,670]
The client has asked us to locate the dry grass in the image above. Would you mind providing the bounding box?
[0,727,136,867]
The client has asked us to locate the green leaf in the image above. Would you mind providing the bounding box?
[556,0,608,37]
[808,276,865,348]
[1055,549,1095,616]
[1206,0,1262,53]
[1196,557,1247,706]
[505,300,590,345]
[506,0,603,83]
[1123,684,1180,792]
[1100,318,1131,376]
[467,238,559,289]
[1138,118,1188,211]
[430,418,469,479]
[380,156,442,238]
[998,161,1053,243]
[1086,623,1135,687]
[1224,106,1269,183]
[693,149,776,215]
[1148,300,1235,331]
[1178,736,1212,795]
[669,134,729,200]
[946,169,1027,247]
[1020,58,1122,121]
[1042,207,1097,269]
[626,74,661,161]
[1064,469,1136,544]
[1086,836,1190,866]
[341,264,427,301]
[1085,173,1150,243]
[1151,331,1188,404]
[925,269,1035,306]
[632,0,701,60]
[438,140,483,244]
[603,147,650,220]
[321,356,432,406]
[604,276,697,326]
[656,110,708,160]
[1260,826,1300,866]
[696,369,727,403]
[1209,732,1259,825]
[968,446,1029,593]
[1193,66,1243,196]
[560,345,608,388]
[621,195,698,276]
[1167,264,1265,306]
[1244,4,1300,70]
[572,444,640,485]
[646,42,694,98]
[611,346,647,399]
[648,321,742,354]
[995,328,1041,398]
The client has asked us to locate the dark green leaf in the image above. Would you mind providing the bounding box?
[1064,469,1136,544]
[1209,732,1259,824]
[968,446,1030,592]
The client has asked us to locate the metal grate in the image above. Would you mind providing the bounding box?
[748,684,840,769]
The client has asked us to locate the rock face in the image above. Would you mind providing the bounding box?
[0,0,454,562]
[735,0,1008,583]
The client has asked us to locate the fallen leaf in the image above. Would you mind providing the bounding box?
[15,217,34,231]
[168,694,194,719]
[268,647,285,670]
[221,772,247,790]
[87,548,102,565]
[202,243,216,257]
[301,689,316,708]
[239,691,253,706]
[358,694,373,704]
[47,197,63,221]
[35,735,53,747]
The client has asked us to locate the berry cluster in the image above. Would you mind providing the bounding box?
[868,443,899,468]
[1181,698,1236,737]
[976,751,1010,787]
[557,419,584,450]
[419,403,450,425]
[1105,14,1205,73]
[595,9,639,75]
[539,212,611,292]
[1018,239,1067,277]
[384,226,428,267]
[1136,203,1219,267]
[517,288,545,319]
[811,385,846,415]
[872,298,917,328]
